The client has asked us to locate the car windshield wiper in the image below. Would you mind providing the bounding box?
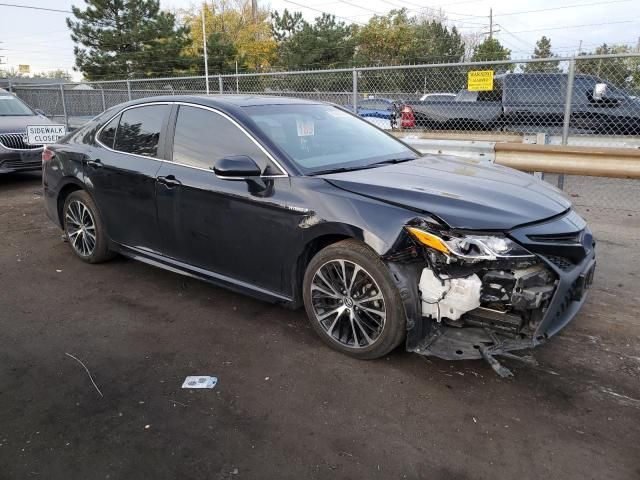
[309,164,382,176]
[370,156,417,166]
[310,157,417,176]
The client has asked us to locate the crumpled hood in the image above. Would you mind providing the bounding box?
[0,115,52,135]
[321,155,571,230]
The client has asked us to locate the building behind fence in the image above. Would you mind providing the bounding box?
[7,53,640,150]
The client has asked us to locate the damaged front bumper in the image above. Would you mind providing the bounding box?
[387,210,596,375]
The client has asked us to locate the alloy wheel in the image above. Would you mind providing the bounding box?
[65,200,97,257]
[310,259,386,348]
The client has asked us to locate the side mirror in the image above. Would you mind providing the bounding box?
[592,83,607,101]
[213,155,261,179]
[35,108,46,116]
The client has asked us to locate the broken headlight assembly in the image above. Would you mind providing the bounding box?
[406,226,534,262]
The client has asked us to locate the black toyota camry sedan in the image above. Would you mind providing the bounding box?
[42,95,596,375]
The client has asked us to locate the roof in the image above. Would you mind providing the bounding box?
[125,94,324,109]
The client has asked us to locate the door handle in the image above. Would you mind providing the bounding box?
[86,159,103,169]
[157,175,182,188]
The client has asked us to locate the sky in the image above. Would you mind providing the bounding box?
[0,0,639,80]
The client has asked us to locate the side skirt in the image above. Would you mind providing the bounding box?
[113,244,294,305]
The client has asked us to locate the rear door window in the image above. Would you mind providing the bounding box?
[113,105,170,158]
[505,75,565,104]
[98,114,120,148]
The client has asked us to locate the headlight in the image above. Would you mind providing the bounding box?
[406,227,534,261]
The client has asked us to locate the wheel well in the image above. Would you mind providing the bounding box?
[291,234,352,307]
[56,183,83,226]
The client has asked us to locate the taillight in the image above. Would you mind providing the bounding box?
[400,106,415,128]
[42,146,55,162]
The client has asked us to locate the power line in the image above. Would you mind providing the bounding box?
[282,0,366,25]
[497,25,536,50]
[0,2,72,13]
[508,19,638,34]
[494,0,633,17]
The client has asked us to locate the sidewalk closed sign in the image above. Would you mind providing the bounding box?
[26,125,67,145]
[467,70,494,91]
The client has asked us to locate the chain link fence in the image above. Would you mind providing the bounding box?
[6,54,640,211]
[9,53,640,145]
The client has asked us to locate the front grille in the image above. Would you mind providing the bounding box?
[527,231,583,244]
[545,255,575,271]
[0,133,41,150]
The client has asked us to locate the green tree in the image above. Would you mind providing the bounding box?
[576,44,636,90]
[524,36,560,73]
[67,0,194,80]
[271,9,305,42]
[353,9,413,66]
[471,37,512,74]
[471,37,511,63]
[273,12,356,70]
[354,9,466,93]
[204,32,237,74]
[405,19,465,64]
[181,2,276,74]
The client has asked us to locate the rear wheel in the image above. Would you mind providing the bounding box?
[62,190,113,263]
[302,239,406,359]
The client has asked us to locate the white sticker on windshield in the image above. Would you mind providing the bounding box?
[296,119,314,137]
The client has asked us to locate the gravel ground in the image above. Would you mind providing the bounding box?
[0,172,638,480]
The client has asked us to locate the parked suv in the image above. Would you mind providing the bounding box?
[403,73,640,134]
[0,91,53,173]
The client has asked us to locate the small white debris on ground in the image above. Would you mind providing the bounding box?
[181,376,218,389]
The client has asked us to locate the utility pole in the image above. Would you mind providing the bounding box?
[0,41,6,69]
[202,2,209,94]
[489,8,493,39]
[577,40,582,56]
[251,0,257,23]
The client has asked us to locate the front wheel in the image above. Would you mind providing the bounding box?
[302,239,406,359]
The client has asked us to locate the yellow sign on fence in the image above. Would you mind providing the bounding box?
[18,64,30,74]
[467,70,494,91]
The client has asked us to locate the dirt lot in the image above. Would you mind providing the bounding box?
[1,172,639,480]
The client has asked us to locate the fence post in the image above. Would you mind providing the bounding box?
[126,80,132,101]
[60,84,69,129]
[559,58,576,190]
[218,75,223,94]
[8,80,12,93]
[100,86,106,112]
[352,68,358,111]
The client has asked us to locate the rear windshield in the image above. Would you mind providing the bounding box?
[243,104,417,174]
[0,95,34,116]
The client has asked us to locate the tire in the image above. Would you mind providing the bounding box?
[302,239,406,359]
[62,190,113,263]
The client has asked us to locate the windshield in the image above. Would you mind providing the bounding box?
[0,95,34,116]
[243,104,418,174]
